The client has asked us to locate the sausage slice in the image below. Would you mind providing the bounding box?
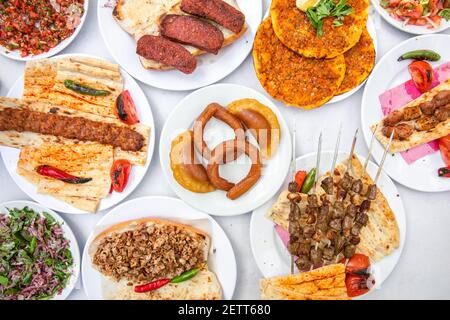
[160,14,224,54]
[181,0,245,34]
[136,35,197,74]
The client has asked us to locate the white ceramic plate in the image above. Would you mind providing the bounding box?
[250,151,406,298]
[81,196,237,300]
[0,53,156,214]
[372,0,450,35]
[361,34,450,192]
[97,0,262,91]
[160,83,292,216]
[0,1,89,61]
[0,200,80,300]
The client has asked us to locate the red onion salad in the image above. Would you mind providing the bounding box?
[0,207,73,300]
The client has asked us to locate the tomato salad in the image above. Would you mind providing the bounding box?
[381,0,450,29]
[0,0,85,57]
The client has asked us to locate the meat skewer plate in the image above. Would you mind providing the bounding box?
[97,0,262,91]
[159,83,292,216]
[250,151,406,298]
[81,196,237,300]
[361,34,450,192]
[0,53,156,214]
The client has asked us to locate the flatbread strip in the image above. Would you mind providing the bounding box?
[372,79,450,153]
[113,0,247,71]
[105,270,222,300]
[0,97,150,166]
[260,264,349,300]
[24,57,123,118]
[266,155,400,262]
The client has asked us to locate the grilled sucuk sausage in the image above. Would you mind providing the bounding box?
[382,123,414,140]
[419,101,436,115]
[136,35,197,74]
[181,0,245,34]
[160,15,224,54]
[402,105,422,121]
[383,110,404,126]
[432,90,450,107]
[415,116,439,131]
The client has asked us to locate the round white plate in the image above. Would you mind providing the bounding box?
[160,83,292,216]
[97,0,262,91]
[0,53,156,214]
[0,200,80,300]
[371,0,450,35]
[250,151,406,297]
[361,34,450,192]
[0,1,89,61]
[81,196,237,300]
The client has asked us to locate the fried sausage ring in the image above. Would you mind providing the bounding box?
[207,140,262,200]
[193,103,245,160]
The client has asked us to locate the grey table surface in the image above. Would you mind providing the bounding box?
[0,0,449,300]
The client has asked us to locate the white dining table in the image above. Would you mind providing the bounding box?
[0,0,449,299]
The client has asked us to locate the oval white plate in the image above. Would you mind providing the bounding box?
[97,0,262,91]
[0,200,80,300]
[250,151,406,298]
[361,34,450,192]
[0,53,156,214]
[160,83,292,216]
[371,0,450,35]
[81,196,237,300]
[0,1,89,61]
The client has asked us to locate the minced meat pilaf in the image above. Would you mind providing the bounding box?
[0,0,85,57]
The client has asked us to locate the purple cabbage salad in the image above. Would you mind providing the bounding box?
[0,206,73,300]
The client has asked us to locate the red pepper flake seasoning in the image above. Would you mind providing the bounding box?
[0,0,85,57]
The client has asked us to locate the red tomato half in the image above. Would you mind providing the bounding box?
[346,274,374,298]
[115,90,140,125]
[110,159,132,193]
[399,3,423,19]
[346,254,370,274]
[438,135,450,166]
[408,60,434,93]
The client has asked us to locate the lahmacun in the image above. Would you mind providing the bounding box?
[337,27,375,95]
[270,0,369,59]
[253,18,346,110]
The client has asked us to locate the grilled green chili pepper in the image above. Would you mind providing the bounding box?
[170,268,200,283]
[300,168,316,194]
[63,80,110,96]
[398,50,441,62]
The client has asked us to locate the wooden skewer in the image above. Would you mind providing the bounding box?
[290,120,297,275]
[363,124,378,176]
[346,129,358,175]
[374,128,395,185]
[313,132,322,193]
[330,124,342,179]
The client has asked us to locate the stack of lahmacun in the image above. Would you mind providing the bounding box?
[253,0,376,109]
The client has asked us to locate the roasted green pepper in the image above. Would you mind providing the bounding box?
[398,50,441,62]
[63,80,110,96]
[300,168,316,194]
[170,268,200,283]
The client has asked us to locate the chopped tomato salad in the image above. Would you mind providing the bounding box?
[0,0,85,57]
[381,0,450,29]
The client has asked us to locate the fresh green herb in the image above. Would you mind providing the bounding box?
[306,0,353,37]
[0,275,8,286]
[439,9,450,21]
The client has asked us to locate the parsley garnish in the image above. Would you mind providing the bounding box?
[306,0,353,37]
[439,8,450,21]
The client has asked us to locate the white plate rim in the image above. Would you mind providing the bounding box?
[1,52,156,214]
[159,83,292,216]
[96,0,262,91]
[249,151,406,298]
[371,0,450,35]
[0,200,81,300]
[81,195,237,300]
[361,34,450,192]
[0,1,90,61]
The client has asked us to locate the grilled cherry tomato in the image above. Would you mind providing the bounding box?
[115,90,139,125]
[408,60,434,93]
[110,159,132,193]
[294,171,307,192]
[345,254,370,274]
[438,135,450,166]
[346,274,373,298]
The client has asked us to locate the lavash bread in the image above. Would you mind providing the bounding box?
[113,0,247,71]
[372,79,450,153]
[266,155,400,262]
[260,264,349,300]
